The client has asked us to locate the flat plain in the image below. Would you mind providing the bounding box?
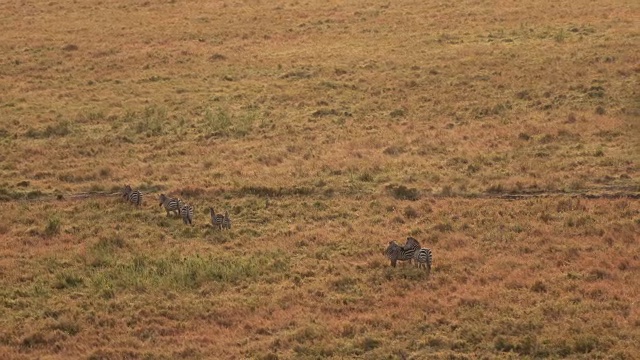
[0,0,639,359]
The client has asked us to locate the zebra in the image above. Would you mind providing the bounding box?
[122,185,142,206]
[158,194,181,216]
[209,207,224,229]
[180,203,194,225]
[414,248,433,273]
[222,210,231,230]
[404,236,421,265]
[384,240,415,267]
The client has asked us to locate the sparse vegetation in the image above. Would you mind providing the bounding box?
[0,0,638,358]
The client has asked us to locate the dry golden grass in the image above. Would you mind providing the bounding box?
[1,0,639,359]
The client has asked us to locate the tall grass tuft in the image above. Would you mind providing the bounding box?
[204,107,255,138]
[44,217,61,237]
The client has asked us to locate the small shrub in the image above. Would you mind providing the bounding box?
[433,222,453,232]
[98,167,112,178]
[51,320,80,336]
[358,172,374,182]
[42,121,72,137]
[554,29,566,42]
[360,337,381,352]
[486,184,504,194]
[44,217,61,237]
[386,184,420,201]
[382,146,405,156]
[574,335,598,353]
[135,112,164,136]
[518,132,531,140]
[495,337,516,352]
[530,280,547,293]
[62,44,78,51]
[403,206,419,219]
[21,332,48,348]
[54,272,84,289]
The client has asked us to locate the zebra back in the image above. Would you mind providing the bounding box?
[414,248,433,272]
[222,210,231,230]
[209,207,224,229]
[403,236,421,262]
[384,241,400,267]
[181,204,194,225]
[385,241,414,267]
[159,194,181,215]
[122,185,142,206]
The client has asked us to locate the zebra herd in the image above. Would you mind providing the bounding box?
[385,236,433,274]
[124,185,432,273]
[123,185,231,229]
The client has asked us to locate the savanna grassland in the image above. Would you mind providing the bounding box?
[0,0,639,359]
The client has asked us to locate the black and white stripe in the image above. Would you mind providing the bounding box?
[384,241,415,267]
[209,207,224,229]
[122,185,142,206]
[403,237,421,265]
[414,248,433,273]
[159,194,181,216]
[222,210,231,230]
[180,203,194,225]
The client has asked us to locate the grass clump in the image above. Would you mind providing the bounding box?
[134,106,166,137]
[204,107,255,138]
[25,120,72,138]
[386,184,420,201]
[53,272,84,289]
[44,217,61,237]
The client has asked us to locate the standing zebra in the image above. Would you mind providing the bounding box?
[414,248,433,274]
[122,185,142,206]
[180,203,194,225]
[222,210,231,230]
[209,208,224,229]
[158,194,181,216]
[403,237,421,265]
[384,240,415,267]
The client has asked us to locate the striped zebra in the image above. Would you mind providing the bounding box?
[209,207,224,229]
[158,194,181,216]
[414,248,433,273]
[180,203,194,225]
[122,185,142,206]
[404,236,421,265]
[384,241,414,267]
[222,210,231,230]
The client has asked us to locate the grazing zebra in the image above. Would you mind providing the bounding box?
[209,207,224,229]
[158,194,181,216]
[414,248,433,273]
[180,203,194,225]
[122,185,142,206]
[222,210,231,230]
[403,236,421,265]
[384,241,415,267]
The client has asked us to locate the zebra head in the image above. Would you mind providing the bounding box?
[158,193,167,206]
[384,240,399,254]
[405,236,421,250]
[122,185,132,198]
